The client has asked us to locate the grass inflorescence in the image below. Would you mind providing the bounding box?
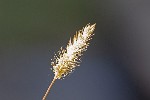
[42,23,96,100]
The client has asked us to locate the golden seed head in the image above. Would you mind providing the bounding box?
[51,23,96,79]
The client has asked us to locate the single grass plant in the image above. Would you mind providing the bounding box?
[42,23,96,100]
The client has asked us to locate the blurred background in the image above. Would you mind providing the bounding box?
[0,0,150,100]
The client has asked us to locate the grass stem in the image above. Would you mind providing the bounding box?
[42,77,56,100]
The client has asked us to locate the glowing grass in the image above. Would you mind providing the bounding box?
[42,23,96,100]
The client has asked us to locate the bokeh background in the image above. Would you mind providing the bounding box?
[0,0,150,100]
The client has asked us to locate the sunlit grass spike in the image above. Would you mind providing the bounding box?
[42,23,96,100]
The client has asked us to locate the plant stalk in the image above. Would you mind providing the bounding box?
[42,77,56,100]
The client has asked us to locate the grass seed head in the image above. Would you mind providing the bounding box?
[51,23,96,79]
